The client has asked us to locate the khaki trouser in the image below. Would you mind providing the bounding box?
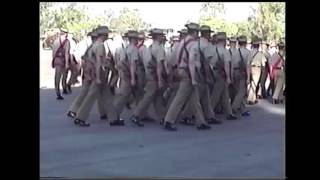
[134,68,150,118]
[229,85,236,104]
[54,65,67,95]
[258,65,268,97]
[165,82,179,108]
[180,100,193,119]
[214,101,223,113]
[180,79,215,120]
[164,69,206,125]
[113,72,132,118]
[199,80,215,119]
[272,69,285,100]
[133,80,167,120]
[231,70,247,112]
[164,81,180,121]
[247,66,261,102]
[211,70,232,115]
[66,68,79,86]
[76,70,117,121]
[136,68,146,97]
[68,80,91,113]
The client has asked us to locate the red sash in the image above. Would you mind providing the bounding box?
[270,53,283,79]
[51,34,69,68]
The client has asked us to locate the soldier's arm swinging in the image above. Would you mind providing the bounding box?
[189,62,197,85]
[130,57,137,87]
[96,55,102,83]
[224,61,231,84]
[203,61,211,83]
[157,61,164,87]
[230,61,234,82]
[65,40,70,69]
[246,54,252,84]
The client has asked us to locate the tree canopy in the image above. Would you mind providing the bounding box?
[40,3,150,40]
[40,2,285,42]
[198,2,285,42]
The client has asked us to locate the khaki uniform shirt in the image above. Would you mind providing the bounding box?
[270,52,285,68]
[199,37,214,65]
[52,35,70,59]
[262,50,272,65]
[238,47,250,67]
[137,44,148,71]
[165,42,179,69]
[145,41,166,80]
[248,48,267,67]
[115,42,128,69]
[118,43,139,76]
[210,44,231,69]
[177,35,201,69]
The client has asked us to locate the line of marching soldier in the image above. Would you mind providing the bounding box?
[51,23,285,131]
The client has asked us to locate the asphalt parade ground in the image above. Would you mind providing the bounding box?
[40,47,285,179]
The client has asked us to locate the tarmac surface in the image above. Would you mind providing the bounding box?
[40,45,285,179]
[40,87,285,179]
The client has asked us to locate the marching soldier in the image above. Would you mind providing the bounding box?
[73,26,118,127]
[130,28,168,126]
[136,31,152,121]
[176,28,196,125]
[136,31,147,95]
[230,35,250,117]
[68,29,111,121]
[114,33,133,109]
[228,36,237,103]
[267,41,277,97]
[211,33,222,114]
[257,40,271,99]
[210,32,237,120]
[180,25,221,125]
[51,28,70,100]
[67,30,98,119]
[197,25,222,124]
[113,30,140,126]
[163,35,181,119]
[270,40,285,104]
[247,36,267,105]
[65,33,80,94]
[163,23,211,131]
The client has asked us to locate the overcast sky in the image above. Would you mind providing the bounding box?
[51,2,259,30]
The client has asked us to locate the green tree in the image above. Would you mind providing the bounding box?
[199,15,238,37]
[200,2,225,18]
[40,3,116,40]
[199,3,237,36]
[40,2,55,34]
[248,2,285,41]
[198,2,285,42]
[109,7,150,33]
